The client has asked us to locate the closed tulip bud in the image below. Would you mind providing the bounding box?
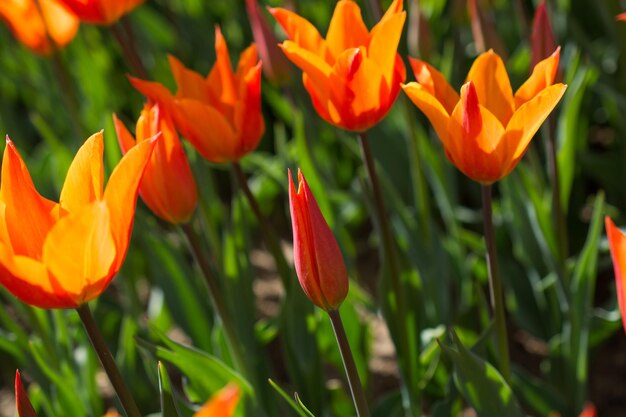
[15,371,38,417]
[114,102,198,224]
[288,169,348,311]
[531,2,557,70]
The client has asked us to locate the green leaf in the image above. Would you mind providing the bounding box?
[158,362,182,417]
[267,379,311,417]
[439,330,525,417]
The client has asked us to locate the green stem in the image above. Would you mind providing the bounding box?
[328,309,370,417]
[180,223,246,373]
[480,184,511,382]
[357,132,419,416]
[546,117,569,283]
[232,162,291,286]
[76,304,142,417]
[110,21,148,78]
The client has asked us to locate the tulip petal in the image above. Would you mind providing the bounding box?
[168,55,211,103]
[325,0,369,57]
[0,138,58,258]
[15,370,38,417]
[59,131,104,214]
[0,245,71,308]
[42,201,115,302]
[113,114,137,155]
[606,216,626,334]
[465,49,515,125]
[379,0,404,21]
[103,136,156,270]
[175,99,237,163]
[236,44,259,82]
[408,57,459,114]
[448,82,506,183]
[514,47,560,108]
[195,384,240,417]
[269,7,328,59]
[206,27,237,106]
[234,62,265,159]
[369,10,406,85]
[52,0,103,23]
[278,41,332,87]
[503,83,566,164]
[402,82,451,146]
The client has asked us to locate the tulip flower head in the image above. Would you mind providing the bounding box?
[56,0,143,25]
[403,49,567,184]
[0,132,155,308]
[270,0,406,132]
[605,217,626,334]
[130,27,264,164]
[114,103,197,224]
[0,0,78,54]
[531,2,557,69]
[194,384,240,417]
[288,169,348,311]
[617,13,626,21]
[15,371,38,417]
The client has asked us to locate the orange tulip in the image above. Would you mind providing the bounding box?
[549,403,597,417]
[605,216,626,334]
[129,27,264,164]
[288,169,348,311]
[0,131,155,309]
[101,411,122,417]
[618,13,626,21]
[0,0,78,54]
[270,0,406,132]
[56,0,142,24]
[114,102,197,224]
[194,384,240,417]
[15,371,38,417]
[402,49,567,184]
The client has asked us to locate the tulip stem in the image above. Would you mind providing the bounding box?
[480,184,511,382]
[76,304,142,417]
[110,20,148,78]
[546,117,569,282]
[181,223,247,373]
[328,309,370,417]
[232,162,291,286]
[357,132,419,416]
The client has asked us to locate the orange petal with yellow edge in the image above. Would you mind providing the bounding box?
[606,216,626,334]
[465,49,515,125]
[325,1,369,58]
[408,58,459,114]
[236,44,259,83]
[42,201,115,303]
[103,135,156,270]
[0,245,72,308]
[194,384,240,417]
[175,99,237,163]
[1,138,58,258]
[269,7,328,59]
[379,0,404,21]
[368,9,406,85]
[402,82,451,146]
[504,83,567,160]
[278,41,332,90]
[59,131,104,214]
[448,82,506,183]
[514,47,560,108]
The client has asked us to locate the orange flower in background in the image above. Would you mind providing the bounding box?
[114,102,197,224]
[0,132,155,308]
[288,169,348,311]
[605,216,626,334]
[0,0,78,54]
[57,0,143,25]
[270,0,406,132]
[130,27,264,164]
[15,371,38,417]
[403,49,566,183]
[617,13,626,21]
[549,403,597,417]
[194,384,240,417]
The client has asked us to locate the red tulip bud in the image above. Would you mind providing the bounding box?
[15,371,39,417]
[288,169,348,311]
[531,1,557,69]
